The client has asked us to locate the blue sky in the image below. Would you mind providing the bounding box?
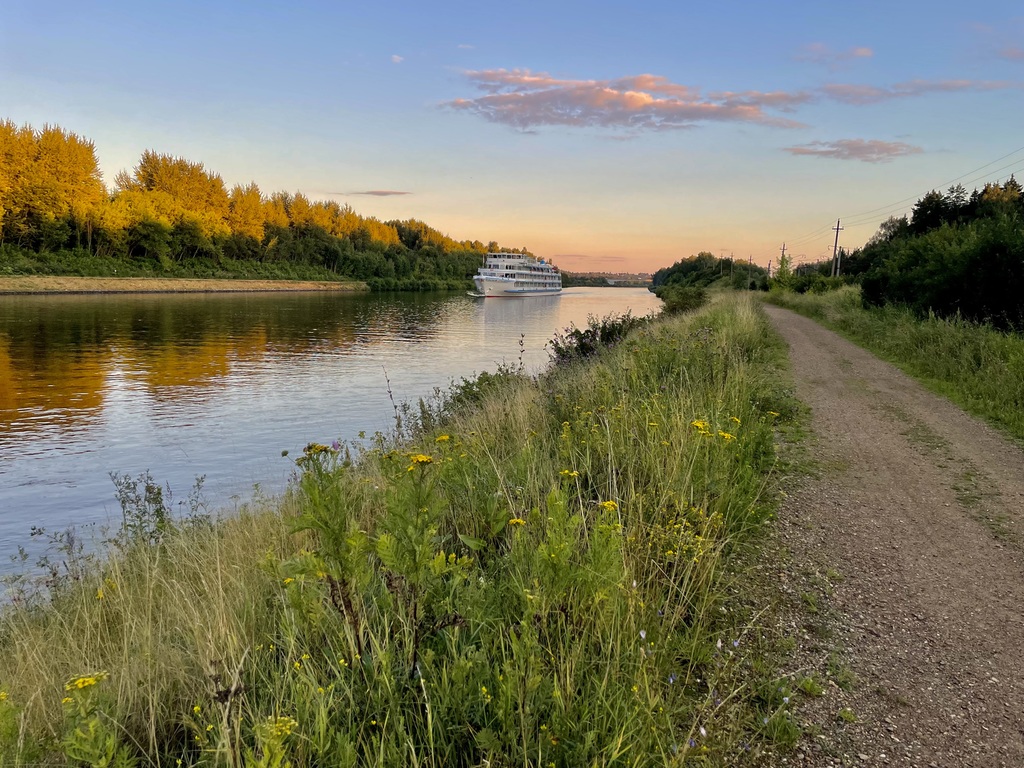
[3,1,1024,272]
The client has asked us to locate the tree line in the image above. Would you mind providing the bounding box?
[775,178,1024,331]
[0,120,529,290]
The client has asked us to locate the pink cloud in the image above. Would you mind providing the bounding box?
[820,79,1013,104]
[796,43,874,70]
[784,139,923,163]
[446,69,1022,133]
[339,190,413,196]
[1000,46,1024,61]
[445,69,809,131]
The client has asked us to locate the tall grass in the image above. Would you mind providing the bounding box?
[0,295,801,766]
[767,286,1024,442]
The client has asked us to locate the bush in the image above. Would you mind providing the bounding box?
[547,310,651,364]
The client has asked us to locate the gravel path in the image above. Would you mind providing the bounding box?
[764,305,1024,767]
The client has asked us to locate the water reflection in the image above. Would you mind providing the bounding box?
[0,288,661,569]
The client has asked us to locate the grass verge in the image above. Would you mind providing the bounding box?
[765,286,1024,443]
[1,294,805,766]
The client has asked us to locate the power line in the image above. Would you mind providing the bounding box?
[783,144,1024,257]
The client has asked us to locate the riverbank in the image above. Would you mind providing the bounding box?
[0,295,808,766]
[0,275,367,294]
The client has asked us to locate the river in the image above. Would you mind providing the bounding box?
[0,287,661,570]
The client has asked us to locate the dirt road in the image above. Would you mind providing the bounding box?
[764,305,1024,767]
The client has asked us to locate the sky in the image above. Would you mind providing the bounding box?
[2,1,1024,274]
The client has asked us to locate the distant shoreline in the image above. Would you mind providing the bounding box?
[0,276,368,295]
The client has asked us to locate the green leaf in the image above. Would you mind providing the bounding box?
[458,534,486,551]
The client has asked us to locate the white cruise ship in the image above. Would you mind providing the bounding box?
[470,253,562,297]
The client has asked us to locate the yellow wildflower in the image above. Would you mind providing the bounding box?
[283,577,294,585]
[718,431,736,441]
[0,691,7,702]
[768,410,780,417]
[434,434,450,442]
[730,416,741,424]
[65,672,107,691]
[265,715,298,738]
[96,588,103,600]
[690,419,709,430]
[406,453,434,471]
[599,500,618,512]
[61,697,73,705]
[508,518,526,526]
[193,705,202,715]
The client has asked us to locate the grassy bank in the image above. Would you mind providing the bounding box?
[0,246,473,293]
[0,276,366,295]
[0,295,804,766]
[766,286,1024,443]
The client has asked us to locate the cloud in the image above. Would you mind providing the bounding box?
[797,43,874,70]
[391,54,404,64]
[457,43,475,50]
[340,190,413,197]
[1000,46,1024,61]
[445,68,1022,134]
[444,69,809,131]
[820,78,1013,104]
[783,139,923,163]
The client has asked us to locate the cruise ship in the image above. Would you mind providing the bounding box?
[470,253,562,297]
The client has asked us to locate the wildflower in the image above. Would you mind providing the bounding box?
[718,431,735,441]
[283,577,294,585]
[96,588,104,600]
[206,724,214,732]
[689,738,697,748]
[318,687,325,695]
[266,715,298,738]
[559,469,580,478]
[508,518,526,526]
[639,630,647,640]
[65,672,107,691]
[448,553,456,564]
[331,440,341,451]
[338,658,348,667]
[293,661,301,670]
[767,410,780,417]
[406,453,433,471]
[435,434,450,442]
[0,692,6,702]
[668,673,677,684]
[690,419,709,430]
[193,705,202,715]
[647,421,658,427]
[599,500,618,512]
[730,416,741,424]
[62,697,73,705]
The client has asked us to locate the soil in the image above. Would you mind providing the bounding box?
[0,276,365,294]
[763,305,1024,768]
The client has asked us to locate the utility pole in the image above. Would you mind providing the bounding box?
[779,242,787,262]
[767,260,772,278]
[830,219,844,277]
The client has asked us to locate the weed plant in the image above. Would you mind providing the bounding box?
[767,286,1024,442]
[0,295,801,766]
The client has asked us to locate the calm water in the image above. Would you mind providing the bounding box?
[0,287,661,568]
